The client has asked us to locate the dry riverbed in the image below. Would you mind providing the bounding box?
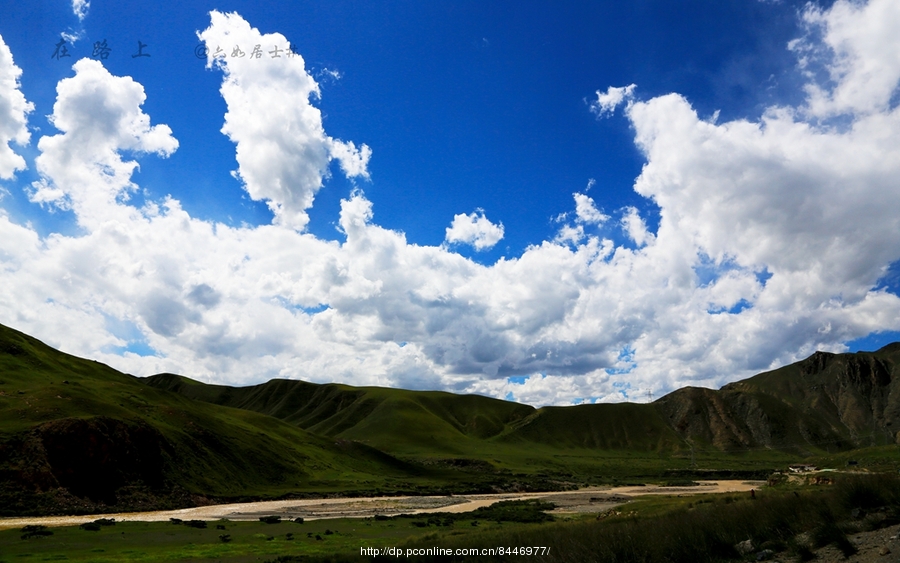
[0,480,763,530]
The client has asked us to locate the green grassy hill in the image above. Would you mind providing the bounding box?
[0,324,423,516]
[144,373,534,456]
[144,374,695,471]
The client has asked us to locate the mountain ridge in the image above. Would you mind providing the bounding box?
[145,343,900,456]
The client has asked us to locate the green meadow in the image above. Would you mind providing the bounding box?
[2,517,425,563]
[0,501,558,563]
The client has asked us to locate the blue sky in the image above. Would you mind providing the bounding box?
[2,0,806,247]
[0,0,899,405]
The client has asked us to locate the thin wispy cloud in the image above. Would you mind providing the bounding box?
[72,0,90,21]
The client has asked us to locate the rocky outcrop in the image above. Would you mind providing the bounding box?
[653,346,900,452]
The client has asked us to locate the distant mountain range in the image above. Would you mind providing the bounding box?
[1,321,898,515]
[146,342,900,455]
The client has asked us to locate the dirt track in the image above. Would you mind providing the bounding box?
[0,480,763,530]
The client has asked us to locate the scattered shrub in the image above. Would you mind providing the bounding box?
[470,499,554,523]
[77,517,116,532]
[93,518,116,526]
[20,525,52,539]
[259,515,282,524]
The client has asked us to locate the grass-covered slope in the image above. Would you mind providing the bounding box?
[498,403,684,451]
[0,323,421,516]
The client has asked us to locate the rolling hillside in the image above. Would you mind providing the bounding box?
[144,373,534,456]
[0,323,422,516]
[147,344,900,460]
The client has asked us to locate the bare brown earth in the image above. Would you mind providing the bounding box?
[0,480,762,530]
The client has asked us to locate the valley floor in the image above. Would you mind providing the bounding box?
[0,480,763,530]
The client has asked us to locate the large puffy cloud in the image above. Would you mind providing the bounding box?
[0,35,32,180]
[792,0,900,118]
[198,11,371,231]
[1,1,900,406]
[28,59,178,228]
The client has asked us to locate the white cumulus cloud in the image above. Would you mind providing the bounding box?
[445,209,505,251]
[28,59,178,228]
[621,206,654,247]
[573,193,608,225]
[590,84,636,117]
[792,0,900,118]
[0,35,33,180]
[198,11,371,231]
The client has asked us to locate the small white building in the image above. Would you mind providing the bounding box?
[788,464,817,473]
